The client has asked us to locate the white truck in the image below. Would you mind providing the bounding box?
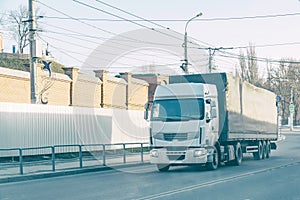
[145,73,278,171]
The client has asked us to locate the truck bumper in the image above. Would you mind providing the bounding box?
[150,148,207,165]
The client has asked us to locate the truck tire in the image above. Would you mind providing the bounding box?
[262,141,267,159]
[157,164,170,172]
[233,142,243,166]
[266,141,271,158]
[253,141,263,160]
[206,146,219,170]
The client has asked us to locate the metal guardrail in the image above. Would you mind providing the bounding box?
[0,142,148,175]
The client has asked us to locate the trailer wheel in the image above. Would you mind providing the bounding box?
[157,164,170,172]
[206,146,219,170]
[262,141,267,159]
[233,142,243,166]
[266,141,271,159]
[253,141,263,160]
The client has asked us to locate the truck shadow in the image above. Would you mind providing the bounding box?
[157,155,283,173]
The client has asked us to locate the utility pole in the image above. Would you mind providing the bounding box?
[29,0,38,104]
[199,47,233,73]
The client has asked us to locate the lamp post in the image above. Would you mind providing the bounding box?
[182,13,202,74]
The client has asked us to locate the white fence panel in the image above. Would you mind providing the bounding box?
[0,103,149,157]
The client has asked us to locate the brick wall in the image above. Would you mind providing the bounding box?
[40,71,72,106]
[95,70,127,109]
[0,67,30,103]
[0,66,71,105]
[133,74,169,104]
[121,73,149,110]
[63,67,102,108]
[0,66,150,110]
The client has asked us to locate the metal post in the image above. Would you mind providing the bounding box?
[19,148,23,175]
[51,146,55,172]
[123,144,126,163]
[28,0,38,103]
[290,87,294,131]
[102,145,106,166]
[140,143,144,163]
[183,13,202,74]
[183,32,188,73]
[79,145,83,168]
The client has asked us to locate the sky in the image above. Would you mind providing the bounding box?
[1,0,300,75]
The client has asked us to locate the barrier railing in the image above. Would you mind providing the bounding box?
[0,142,149,175]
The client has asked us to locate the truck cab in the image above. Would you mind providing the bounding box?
[147,83,219,171]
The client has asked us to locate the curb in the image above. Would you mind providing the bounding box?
[0,162,150,184]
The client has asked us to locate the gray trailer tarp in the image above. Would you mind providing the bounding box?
[170,73,278,142]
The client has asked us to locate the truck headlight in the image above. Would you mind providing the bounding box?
[150,150,158,157]
[194,149,205,157]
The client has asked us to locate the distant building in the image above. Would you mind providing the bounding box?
[132,74,169,104]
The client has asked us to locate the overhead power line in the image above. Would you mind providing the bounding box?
[37,1,199,53]
[72,0,185,43]
[36,0,150,44]
[42,12,300,22]
[94,0,171,30]
[217,51,300,65]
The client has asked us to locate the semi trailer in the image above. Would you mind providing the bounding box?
[145,73,278,171]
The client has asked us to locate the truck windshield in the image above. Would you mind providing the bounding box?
[151,98,204,121]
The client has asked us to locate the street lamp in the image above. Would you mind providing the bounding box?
[182,13,202,74]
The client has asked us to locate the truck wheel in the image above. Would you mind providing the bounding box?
[233,142,243,166]
[206,146,219,170]
[253,141,263,160]
[266,141,271,159]
[157,164,170,172]
[262,141,267,159]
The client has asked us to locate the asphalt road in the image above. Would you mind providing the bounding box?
[0,134,300,200]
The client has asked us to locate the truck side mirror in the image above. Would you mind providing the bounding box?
[144,103,150,120]
[206,108,217,123]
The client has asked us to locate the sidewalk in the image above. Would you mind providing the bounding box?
[279,127,300,134]
[0,153,150,184]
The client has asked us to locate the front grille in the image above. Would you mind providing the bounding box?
[164,133,187,141]
[167,155,185,160]
[153,132,199,141]
[166,151,186,160]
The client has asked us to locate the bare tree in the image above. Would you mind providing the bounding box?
[238,50,247,81]
[7,5,30,54]
[265,59,300,125]
[238,43,262,86]
[247,44,259,84]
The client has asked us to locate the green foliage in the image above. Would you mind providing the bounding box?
[0,57,30,71]
[0,56,65,74]
[45,61,65,74]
